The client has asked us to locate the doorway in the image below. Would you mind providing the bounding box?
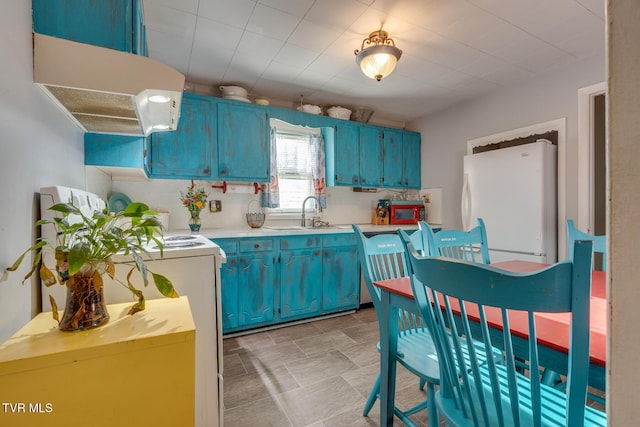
[577,82,607,236]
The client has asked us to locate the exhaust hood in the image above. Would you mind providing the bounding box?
[33,33,185,136]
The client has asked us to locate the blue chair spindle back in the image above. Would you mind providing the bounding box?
[353,225,440,427]
[567,219,607,271]
[422,219,490,264]
[406,240,606,426]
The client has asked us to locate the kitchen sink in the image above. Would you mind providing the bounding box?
[263,225,352,231]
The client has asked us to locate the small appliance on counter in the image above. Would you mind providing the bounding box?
[388,200,426,225]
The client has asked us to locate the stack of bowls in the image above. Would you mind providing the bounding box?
[219,85,250,103]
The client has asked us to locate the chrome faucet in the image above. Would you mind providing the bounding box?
[301,196,322,227]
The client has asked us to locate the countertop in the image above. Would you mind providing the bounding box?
[183,223,441,239]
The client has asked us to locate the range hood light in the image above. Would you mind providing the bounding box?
[149,95,171,103]
[153,124,170,130]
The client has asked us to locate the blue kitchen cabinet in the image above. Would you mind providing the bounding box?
[360,125,383,187]
[321,234,360,312]
[216,238,275,333]
[217,101,270,182]
[84,133,150,177]
[237,239,275,328]
[382,128,404,188]
[403,130,422,189]
[381,128,421,189]
[32,0,147,55]
[149,93,216,179]
[279,237,323,321]
[327,121,360,186]
[216,239,239,332]
[327,122,384,187]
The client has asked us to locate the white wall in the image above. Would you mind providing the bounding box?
[409,54,605,231]
[0,2,86,343]
[104,173,419,232]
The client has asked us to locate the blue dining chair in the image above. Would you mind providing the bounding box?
[406,239,607,426]
[353,225,440,427]
[567,219,607,271]
[421,219,490,264]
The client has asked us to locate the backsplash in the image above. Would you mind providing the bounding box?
[86,167,420,232]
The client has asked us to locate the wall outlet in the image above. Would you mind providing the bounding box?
[422,193,431,204]
[209,200,222,212]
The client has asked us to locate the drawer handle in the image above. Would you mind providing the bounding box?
[254,244,260,249]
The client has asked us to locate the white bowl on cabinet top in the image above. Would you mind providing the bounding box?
[327,106,352,120]
[219,85,248,98]
[297,104,322,115]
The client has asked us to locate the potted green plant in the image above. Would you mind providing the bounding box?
[6,200,177,332]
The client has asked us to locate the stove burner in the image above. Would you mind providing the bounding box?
[164,235,198,241]
[154,241,205,249]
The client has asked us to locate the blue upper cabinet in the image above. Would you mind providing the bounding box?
[327,122,384,187]
[403,130,421,189]
[382,128,404,188]
[328,121,360,186]
[217,101,270,182]
[84,133,150,179]
[149,93,215,179]
[382,128,421,189]
[32,0,147,55]
[360,125,383,187]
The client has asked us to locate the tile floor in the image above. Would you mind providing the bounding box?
[222,308,432,427]
[222,307,605,426]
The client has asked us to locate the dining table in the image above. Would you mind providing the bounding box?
[373,260,607,426]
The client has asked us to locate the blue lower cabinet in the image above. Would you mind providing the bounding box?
[217,238,275,334]
[220,254,239,331]
[238,250,275,328]
[216,234,358,334]
[279,237,322,321]
[322,234,360,312]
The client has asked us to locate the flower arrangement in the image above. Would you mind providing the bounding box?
[180,180,208,219]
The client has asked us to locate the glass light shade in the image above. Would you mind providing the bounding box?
[356,45,402,81]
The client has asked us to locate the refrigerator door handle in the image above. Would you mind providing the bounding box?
[461,173,472,230]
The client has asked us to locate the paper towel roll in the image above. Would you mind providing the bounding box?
[157,212,170,231]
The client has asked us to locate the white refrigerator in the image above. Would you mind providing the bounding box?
[461,140,557,263]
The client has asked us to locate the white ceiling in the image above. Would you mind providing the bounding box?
[143,0,605,124]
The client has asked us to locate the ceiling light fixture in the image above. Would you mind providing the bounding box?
[354,30,402,81]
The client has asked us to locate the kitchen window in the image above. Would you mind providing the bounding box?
[262,120,326,214]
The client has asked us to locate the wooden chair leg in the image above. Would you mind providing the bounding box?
[363,372,381,416]
[426,382,438,427]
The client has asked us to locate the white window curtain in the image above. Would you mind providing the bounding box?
[311,133,327,209]
[260,126,280,208]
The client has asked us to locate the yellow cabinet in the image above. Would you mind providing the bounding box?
[0,297,195,426]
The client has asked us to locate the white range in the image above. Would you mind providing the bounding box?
[39,186,226,427]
